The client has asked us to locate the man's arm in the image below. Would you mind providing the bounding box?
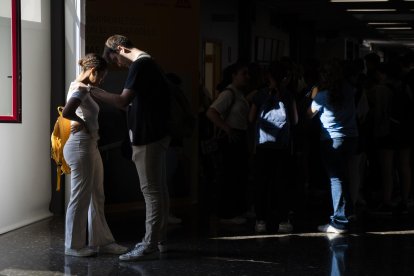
[91,87,135,109]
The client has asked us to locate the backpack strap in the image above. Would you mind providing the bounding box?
[212,88,236,138]
[221,87,236,120]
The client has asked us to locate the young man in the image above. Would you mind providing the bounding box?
[90,35,171,261]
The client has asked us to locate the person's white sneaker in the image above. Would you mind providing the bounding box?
[278,221,293,233]
[98,243,128,255]
[119,244,159,261]
[255,220,267,233]
[65,247,96,257]
[317,224,348,234]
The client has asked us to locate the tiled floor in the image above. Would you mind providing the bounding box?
[1,206,414,276]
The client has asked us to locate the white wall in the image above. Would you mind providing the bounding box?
[0,0,52,234]
[201,0,238,69]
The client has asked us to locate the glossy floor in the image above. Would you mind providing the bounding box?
[1,209,414,276]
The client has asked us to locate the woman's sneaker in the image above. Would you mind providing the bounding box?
[278,221,293,233]
[317,224,348,234]
[119,244,159,261]
[98,243,128,255]
[65,247,96,257]
[255,220,267,233]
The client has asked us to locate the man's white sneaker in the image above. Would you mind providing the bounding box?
[278,221,293,233]
[65,247,96,257]
[119,244,159,261]
[317,224,348,234]
[98,243,128,255]
[255,220,267,233]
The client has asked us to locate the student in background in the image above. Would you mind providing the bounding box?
[206,62,251,224]
[249,61,298,233]
[308,59,359,234]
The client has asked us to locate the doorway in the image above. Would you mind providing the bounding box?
[203,41,222,100]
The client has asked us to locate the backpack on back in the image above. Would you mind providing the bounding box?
[257,93,291,148]
[166,81,196,140]
[51,106,71,191]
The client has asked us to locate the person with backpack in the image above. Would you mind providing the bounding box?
[249,61,298,233]
[206,62,251,225]
[62,53,127,257]
[308,59,359,234]
[88,35,172,261]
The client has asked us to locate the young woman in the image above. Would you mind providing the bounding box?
[62,53,127,257]
[308,60,359,234]
[249,61,298,233]
[206,62,251,224]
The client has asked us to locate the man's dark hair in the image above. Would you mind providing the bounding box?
[102,34,134,63]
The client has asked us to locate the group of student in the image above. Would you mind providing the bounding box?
[61,33,414,261]
[202,51,414,235]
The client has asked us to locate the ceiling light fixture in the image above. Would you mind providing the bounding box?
[376,27,413,30]
[347,9,396,12]
[331,0,388,2]
[368,22,408,25]
[368,22,408,26]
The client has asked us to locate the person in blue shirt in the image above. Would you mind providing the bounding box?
[308,59,358,234]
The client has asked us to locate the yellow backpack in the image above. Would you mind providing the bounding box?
[51,106,71,191]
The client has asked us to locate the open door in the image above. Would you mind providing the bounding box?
[203,41,222,100]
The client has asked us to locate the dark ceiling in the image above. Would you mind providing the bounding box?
[258,0,414,49]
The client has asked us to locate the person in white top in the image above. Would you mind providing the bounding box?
[62,53,127,257]
[206,62,250,224]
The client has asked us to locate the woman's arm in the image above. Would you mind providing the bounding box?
[249,103,258,124]
[206,108,231,135]
[291,99,299,125]
[307,86,320,118]
[62,97,87,133]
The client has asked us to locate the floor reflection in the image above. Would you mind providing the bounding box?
[1,214,414,275]
[327,234,349,276]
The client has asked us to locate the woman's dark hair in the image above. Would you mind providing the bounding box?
[318,59,345,109]
[216,61,248,92]
[78,53,107,72]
